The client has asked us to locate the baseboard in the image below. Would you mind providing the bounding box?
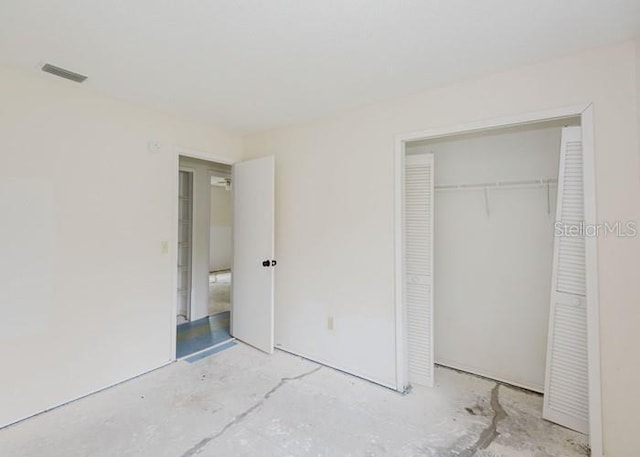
[275,344,398,392]
[0,360,173,430]
[435,357,544,393]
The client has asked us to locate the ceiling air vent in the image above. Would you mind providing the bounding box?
[41,64,87,83]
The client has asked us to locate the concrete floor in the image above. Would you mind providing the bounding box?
[0,344,588,457]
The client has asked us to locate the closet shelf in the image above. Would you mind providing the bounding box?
[435,178,558,191]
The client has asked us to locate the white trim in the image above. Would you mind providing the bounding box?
[393,136,408,391]
[581,105,603,457]
[0,361,172,430]
[393,104,602,457]
[436,358,544,393]
[173,147,235,166]
[276,345,397,391]
[395,104,590,143]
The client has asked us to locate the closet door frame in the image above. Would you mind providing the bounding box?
[393,104,602,457]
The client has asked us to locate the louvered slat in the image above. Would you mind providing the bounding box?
[556,140,586,296]
[546,303,589,421]
[404,153,434,387]
[543,127,589,434]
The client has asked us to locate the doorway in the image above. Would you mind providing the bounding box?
[171,153,277,362]
[175,156,234,359]
[394,106,602,456]
[407,120,570,394]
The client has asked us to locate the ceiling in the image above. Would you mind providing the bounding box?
[1,1,639,134]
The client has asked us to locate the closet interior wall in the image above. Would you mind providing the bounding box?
[406,120,576,392]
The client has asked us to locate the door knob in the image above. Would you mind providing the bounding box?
[262,260,271,267]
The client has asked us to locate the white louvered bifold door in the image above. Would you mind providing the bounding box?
[543,126,589,434]
[404,153,435,387]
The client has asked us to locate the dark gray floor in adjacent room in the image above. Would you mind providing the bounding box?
[176,311,231,358]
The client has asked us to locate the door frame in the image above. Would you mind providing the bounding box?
[393,104,602,457]
[170,149,236,362]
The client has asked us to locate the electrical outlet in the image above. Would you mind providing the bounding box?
[160,240,169,254]
[327,316,334,331]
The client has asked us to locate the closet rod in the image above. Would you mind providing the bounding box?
[435,178,557,192]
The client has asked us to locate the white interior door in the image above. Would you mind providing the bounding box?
[543,126,589,434]
[404,152,435,387]
[231,156,275,353]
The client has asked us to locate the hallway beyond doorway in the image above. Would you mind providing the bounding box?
[176,271,232,359]
[209,270,231,316]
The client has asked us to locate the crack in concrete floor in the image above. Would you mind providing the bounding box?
[179,365,322,457]
[455,383,508,457]
[0,349,589,457]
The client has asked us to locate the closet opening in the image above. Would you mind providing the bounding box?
[176,156,234,360]
[394,106,602,457]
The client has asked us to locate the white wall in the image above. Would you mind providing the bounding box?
[0,65,241,427]
[407,124,563,392]
[243,41,640,457]
[637,37,640,175]
[209,185,233,271]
